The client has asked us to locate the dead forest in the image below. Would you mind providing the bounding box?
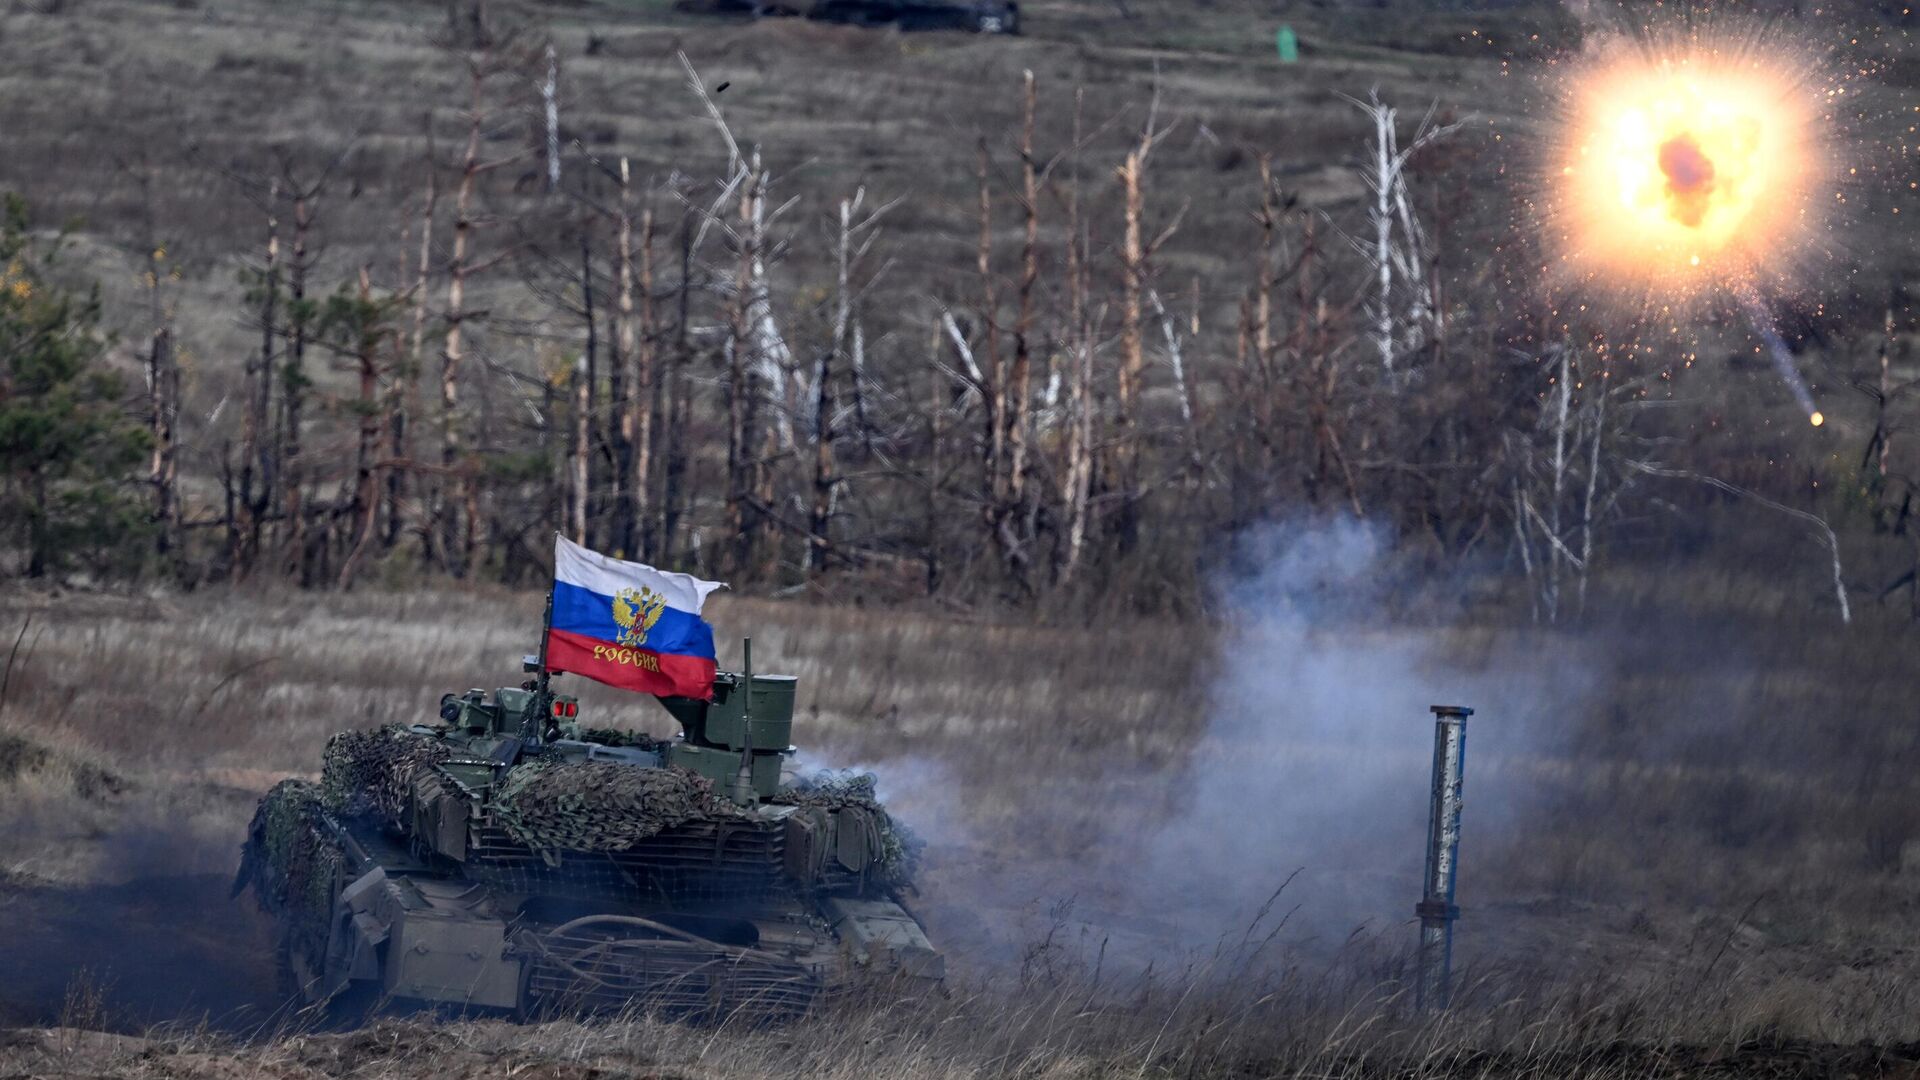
[2,0,1911,623]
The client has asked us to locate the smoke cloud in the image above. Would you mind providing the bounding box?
[886,519,1582,973]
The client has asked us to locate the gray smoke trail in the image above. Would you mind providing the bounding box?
[1736,286,1823,424]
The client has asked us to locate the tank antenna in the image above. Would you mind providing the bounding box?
[529,587,555,740]
[731,637,757,805]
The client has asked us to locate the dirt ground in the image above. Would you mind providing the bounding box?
[0,874,276,1032]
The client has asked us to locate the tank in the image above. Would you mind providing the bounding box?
[232,654,941,1022]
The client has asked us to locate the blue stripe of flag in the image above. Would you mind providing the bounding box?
[552,580,717,660]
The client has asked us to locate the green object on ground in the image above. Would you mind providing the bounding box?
[1277,25,1299,63]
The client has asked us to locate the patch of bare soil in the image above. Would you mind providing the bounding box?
[0,873,280,1032]
[0,1020,731,1080]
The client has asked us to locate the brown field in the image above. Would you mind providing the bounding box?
[0,0,1524,372]
[3,561,1920,1076]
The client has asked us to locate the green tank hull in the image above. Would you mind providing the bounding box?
[235,669,940,1021]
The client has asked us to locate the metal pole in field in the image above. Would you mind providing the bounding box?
[1416,704,1473,1011]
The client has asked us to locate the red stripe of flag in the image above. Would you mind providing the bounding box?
[545,628,717,699]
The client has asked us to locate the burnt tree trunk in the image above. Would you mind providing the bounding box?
[1058,88,1094,587]
[608,162,635,558]
[727,167,758,577]
[1113,144,1145,549]
[571,219,596,546]
[240,178,280,575]
[339,267,384,589]
[283,188,313,579]
[392,149,437,553]
[440,97,481,575]
[661,212,692,565]
[1008,70,1038,535]
[635,203,658,562]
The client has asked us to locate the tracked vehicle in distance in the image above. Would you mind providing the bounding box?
[677,0,1019,33]
[234,647,940,1021]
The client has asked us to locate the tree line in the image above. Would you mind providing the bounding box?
[2,2,1908,624]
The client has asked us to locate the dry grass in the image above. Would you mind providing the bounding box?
[1,578,1920,1072]
[8,963,1920,1078]
[0,583,1210,882]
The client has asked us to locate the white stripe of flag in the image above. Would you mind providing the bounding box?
[553,535,726,614]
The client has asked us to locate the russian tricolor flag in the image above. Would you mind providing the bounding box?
[546,536,725,699]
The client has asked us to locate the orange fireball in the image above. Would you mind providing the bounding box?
[1553,36,1826,291]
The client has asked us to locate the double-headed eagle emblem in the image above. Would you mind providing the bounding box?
[611,586,667,647]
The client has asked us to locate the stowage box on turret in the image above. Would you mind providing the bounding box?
[233,661,940,1021]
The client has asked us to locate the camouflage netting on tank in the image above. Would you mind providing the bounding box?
[487,761,743,859]
[575,728,670,752]
[234,779,343,931]
[775,770,922,889]
[321,726,451,823]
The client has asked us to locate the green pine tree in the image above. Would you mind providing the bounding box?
[0,195,152,578]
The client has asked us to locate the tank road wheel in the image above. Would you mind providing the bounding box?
[322,981,382,1027]
[512,957,546,1024]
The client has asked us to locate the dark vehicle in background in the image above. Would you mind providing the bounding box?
[811,0,1018,32]
[679,0,1020,33]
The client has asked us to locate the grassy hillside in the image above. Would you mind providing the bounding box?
[0,0,1528,351]
[4,0,1914,620]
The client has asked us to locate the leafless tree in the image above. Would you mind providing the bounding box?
[1345,90,1466,376]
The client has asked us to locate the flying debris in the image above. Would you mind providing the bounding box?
[1738,286,1825,426]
